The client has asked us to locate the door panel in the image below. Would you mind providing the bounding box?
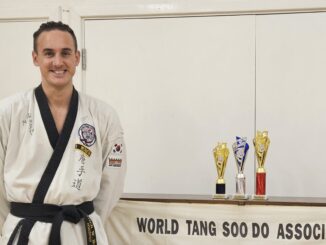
[0,21,44,98]
[84,16,255,195]
[256,12,326,197]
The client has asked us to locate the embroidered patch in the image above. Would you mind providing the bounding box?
[113,143,123,154]
[22,113,34,135]
[78,124,96,147]
[108,143,123,167]
[109,159,122,167]
[72,178,83,191]
[75,144,92,157]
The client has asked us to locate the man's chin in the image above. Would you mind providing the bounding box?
[42,80,73,89]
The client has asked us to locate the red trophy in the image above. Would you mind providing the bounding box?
[253,131,270,200]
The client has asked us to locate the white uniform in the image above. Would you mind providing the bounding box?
[0,86,126,245]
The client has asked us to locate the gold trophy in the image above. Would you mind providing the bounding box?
[212,143,229,199]
[253,131,270,200]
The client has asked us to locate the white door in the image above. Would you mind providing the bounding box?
[256,12,326,197]
[83,16,256,195]
[0,20,45,99]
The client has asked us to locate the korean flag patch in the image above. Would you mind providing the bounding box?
[108,143,123,167]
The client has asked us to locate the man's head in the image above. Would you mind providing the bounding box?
[33,21,78,53]
[32,21,80,89]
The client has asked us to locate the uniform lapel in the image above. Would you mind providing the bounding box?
[33,84,79,203]
[34,85,59,149]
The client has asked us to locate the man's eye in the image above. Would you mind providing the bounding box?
[44,52,54,57]
[62,51,71,57]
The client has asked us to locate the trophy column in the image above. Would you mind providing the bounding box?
[256,168,266,195]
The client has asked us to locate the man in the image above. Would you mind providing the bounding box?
[0,21,126,244]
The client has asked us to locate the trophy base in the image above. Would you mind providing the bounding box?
[232,194,249,200]
[212,194,229,199]
[252,194,268,200]
[216,183,225,194]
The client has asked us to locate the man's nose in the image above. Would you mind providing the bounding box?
[53,54,64,66]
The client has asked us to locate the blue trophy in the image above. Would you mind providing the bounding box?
[232,136,249,199]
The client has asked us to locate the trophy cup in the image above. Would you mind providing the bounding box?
[232,136,249,200]
[253,131,270,200]
[212,143,229,199]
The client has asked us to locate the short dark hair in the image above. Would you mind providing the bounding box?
[33,21,78,52]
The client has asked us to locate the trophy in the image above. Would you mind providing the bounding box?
[232,136,249,200]
[253,131,270,200]
[212,143,229,199]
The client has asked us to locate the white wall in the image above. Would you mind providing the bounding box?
[1,0,326,197]
[84,16,255,195]
[0,21,44,98]
[256,12,326,197]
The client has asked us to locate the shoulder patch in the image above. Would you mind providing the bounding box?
[108,143,123,167]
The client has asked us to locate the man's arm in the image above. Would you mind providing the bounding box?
[0,115,10,232]
[93,108,127,235]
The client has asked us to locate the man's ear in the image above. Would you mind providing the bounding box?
[75,50,81,66]
[32,51,39,66]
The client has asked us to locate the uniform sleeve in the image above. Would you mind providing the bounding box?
[93,108,127,234]
[0,112,10,232]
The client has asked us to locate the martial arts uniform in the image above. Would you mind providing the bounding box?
[0,85,126,244]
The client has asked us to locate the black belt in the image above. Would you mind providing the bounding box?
[8,201,97,245]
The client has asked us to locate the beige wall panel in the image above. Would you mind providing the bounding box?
[0,21,43,99]
[256,12,326,197]
[84,16,255,195]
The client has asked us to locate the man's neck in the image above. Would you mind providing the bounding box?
[41,82,73,109]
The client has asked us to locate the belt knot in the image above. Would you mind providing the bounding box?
[61,205,82,223]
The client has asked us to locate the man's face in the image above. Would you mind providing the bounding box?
[32,30,80,89]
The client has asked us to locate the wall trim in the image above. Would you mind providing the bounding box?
[72,0,326,19]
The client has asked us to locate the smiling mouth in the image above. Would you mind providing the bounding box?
[51,70,67,76]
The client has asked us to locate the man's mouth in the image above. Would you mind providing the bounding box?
[51,70,67,76]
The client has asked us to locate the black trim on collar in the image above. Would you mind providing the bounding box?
[34,84,59,149]
[33,84,79,203]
